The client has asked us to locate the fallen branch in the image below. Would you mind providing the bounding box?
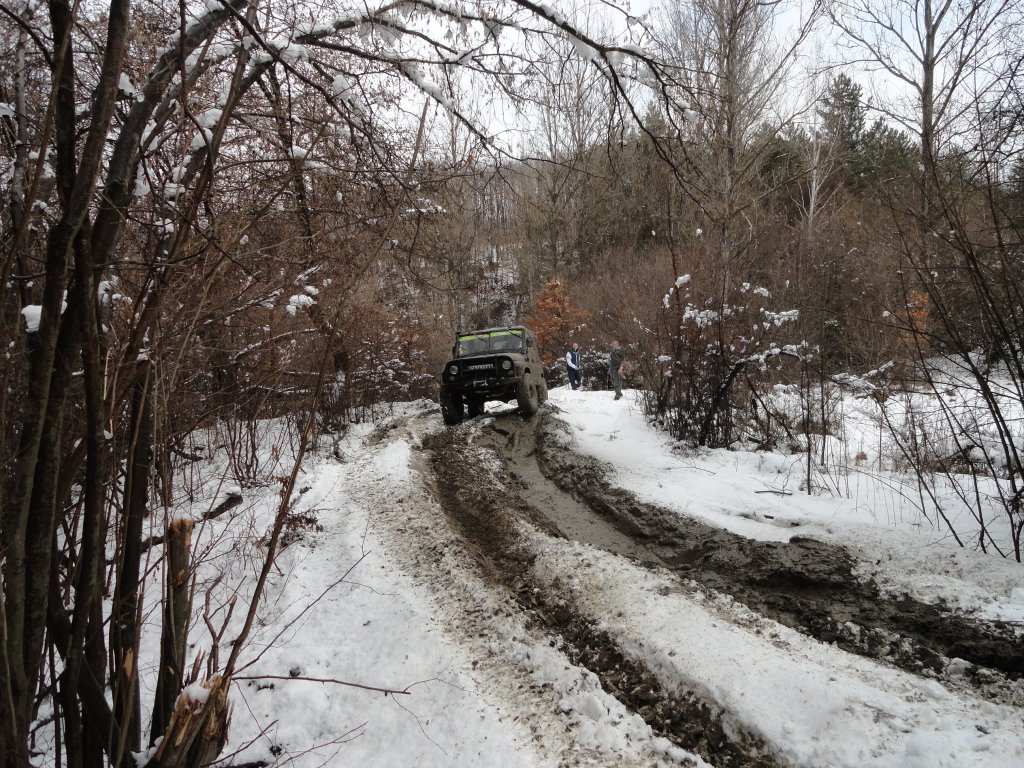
[140,493,243,553]
[232,674,412,696]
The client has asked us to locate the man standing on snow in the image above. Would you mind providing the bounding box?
[566,342,582,390]
[608,339,624,400]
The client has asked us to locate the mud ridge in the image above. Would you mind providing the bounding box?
[422,425,786,768]
[530,408,1024,697]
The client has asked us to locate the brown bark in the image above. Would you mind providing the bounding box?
[151,517,194,742]
[146,677,231,768]
[0,0,82,757]
[2,0,233,761]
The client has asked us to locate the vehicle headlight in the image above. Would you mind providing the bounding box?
[448,364,459,376]
[501,359,512,370]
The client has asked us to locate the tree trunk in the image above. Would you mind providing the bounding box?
[1,0,131,759]
[111,361,154,765]
[152,517,194,742]
[147,677,231,768]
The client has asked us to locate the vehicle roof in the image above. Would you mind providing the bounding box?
[457,326,531,336]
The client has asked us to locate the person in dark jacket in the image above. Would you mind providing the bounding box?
[608,340,624,400]
[565,342,582,390]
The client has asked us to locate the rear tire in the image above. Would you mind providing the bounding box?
[440,387,464,425]
[467,398,485,418]
[517,375,539,418]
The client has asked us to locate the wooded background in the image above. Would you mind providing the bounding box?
[1,0,1022,765]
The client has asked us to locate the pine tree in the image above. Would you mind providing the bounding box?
[819,73,867,184]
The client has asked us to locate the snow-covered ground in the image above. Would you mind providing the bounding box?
[150,389,1022,767]
[549,387,1024,623]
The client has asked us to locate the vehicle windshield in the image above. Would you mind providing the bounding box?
[456,329,524,357]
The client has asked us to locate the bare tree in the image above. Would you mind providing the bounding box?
[659,0,820,290]
[0,1,696,764]
[830,0,1019,232]
[641,0,822,445]
[514,13,624,284]
[832,0,1024,558]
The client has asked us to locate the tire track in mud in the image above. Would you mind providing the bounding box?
[361,417,685,768]
[422,424,786,768]
[525,407,1023,700]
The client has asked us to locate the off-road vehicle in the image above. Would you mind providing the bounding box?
[438,326,548,424]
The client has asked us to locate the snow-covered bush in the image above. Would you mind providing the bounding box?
[645,276,807,447]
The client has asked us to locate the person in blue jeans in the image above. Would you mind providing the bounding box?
[565,342,582,390]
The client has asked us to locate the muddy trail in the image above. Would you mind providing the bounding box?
[421,405,1024,764]
[423,424,785,768]
[515,408,1024,692]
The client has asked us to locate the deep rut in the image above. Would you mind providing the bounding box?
[423,422,785,768]
[524,409,1024,697]
[420,405,1023,765]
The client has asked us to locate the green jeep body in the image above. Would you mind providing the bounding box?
[438,326,548,424]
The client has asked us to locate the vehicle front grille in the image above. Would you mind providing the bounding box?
[446,356,515,384]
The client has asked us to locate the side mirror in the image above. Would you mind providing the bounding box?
[526,337,534,346]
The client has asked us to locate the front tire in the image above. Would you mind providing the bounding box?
[440,387,464,425]
[517,375,539,418]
